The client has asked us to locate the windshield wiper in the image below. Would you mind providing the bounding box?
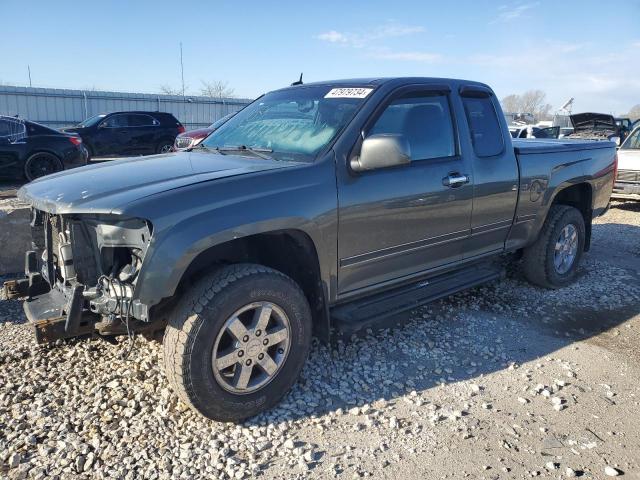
[216,145,274,160]
[189,143,218,153]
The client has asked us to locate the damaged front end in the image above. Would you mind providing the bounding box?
[4,209,155,344]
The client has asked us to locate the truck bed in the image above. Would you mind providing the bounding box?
[513,138,616,155]
[508,137,616,253]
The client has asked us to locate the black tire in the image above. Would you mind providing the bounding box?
[156,139,174,154]
[24,152,63,181]
[163,263,312,421]
[522,205,586,289]
[85,144,95,160]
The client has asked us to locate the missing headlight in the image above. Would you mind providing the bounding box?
[101,247,143,282]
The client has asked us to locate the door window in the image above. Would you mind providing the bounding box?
[461,95,504,157]
[128,114,158,127]
[537,126,560,138]
[621,128,640,149]
[368,93,456,161]
[0,118,27,142]
[102,114,129,128]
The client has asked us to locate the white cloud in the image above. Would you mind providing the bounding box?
[315,22,425,49]
[316,30,348,44]
[468,40,640,114]
[315,22,435,62]
[492,2,540,23]
[632,40,640,48]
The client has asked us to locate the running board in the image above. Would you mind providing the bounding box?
[331,263,503,335]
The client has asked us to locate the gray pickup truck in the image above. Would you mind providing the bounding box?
[5,77,616,421]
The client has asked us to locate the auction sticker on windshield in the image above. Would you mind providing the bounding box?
[324,88,373,99]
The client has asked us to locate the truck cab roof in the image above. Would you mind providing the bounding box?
[278,77,492,92]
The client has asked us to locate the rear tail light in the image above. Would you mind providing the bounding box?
[177,125,186,134]
[68,136,82,146]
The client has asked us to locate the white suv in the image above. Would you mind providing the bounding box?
[613,126,640,201]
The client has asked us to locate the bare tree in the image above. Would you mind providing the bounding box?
[627,104,640,121]
[159,84,182,96]
[500,90,553,121]
[200,80,235,99]
[536,103,553,121]
[500,94,520,113]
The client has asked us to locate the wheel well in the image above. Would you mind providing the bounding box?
[551,183,593,250]
[26,150,61,161]
[176,230,327,335]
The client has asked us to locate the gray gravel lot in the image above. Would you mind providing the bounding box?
[1,201,640,479]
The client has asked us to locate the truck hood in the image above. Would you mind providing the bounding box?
[570,113,617,133]
[18,151,296,215]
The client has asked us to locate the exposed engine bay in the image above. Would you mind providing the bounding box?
[4,208,157,343]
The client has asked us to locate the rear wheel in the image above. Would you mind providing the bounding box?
[24,152,63,181]
[522,205,585,288]
[163,264,312,421]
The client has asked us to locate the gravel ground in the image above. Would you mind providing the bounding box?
[1,202,640,480]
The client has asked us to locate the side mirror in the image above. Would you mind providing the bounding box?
[351,134,411,172]
[97,122,107,129]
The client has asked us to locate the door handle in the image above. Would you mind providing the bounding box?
[442,173,470,187]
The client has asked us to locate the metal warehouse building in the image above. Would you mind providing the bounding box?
[0,85,253,131]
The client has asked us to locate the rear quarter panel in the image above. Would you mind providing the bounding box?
[506,141,615,250]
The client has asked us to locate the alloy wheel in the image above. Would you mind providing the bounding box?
[212,302,291,394]
[553,224,578,274]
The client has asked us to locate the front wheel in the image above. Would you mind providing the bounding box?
[156,140,174,154]
[24,152,63,181]
[163,264,312,421]
[522,205,586,288]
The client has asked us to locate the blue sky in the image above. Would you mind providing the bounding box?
[2,0,639,114]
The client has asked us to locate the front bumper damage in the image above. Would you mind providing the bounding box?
[4,252,93,343]
[3,209,157,344]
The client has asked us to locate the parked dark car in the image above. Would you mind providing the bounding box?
[8,77,616,422]
[173,112,236,151]
[63,111,184,158]
[0,115,88,181]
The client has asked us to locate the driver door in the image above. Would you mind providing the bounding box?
[336,87,474,294]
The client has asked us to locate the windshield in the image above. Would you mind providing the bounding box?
[201,85,372,162]
[207,112,236,130]
[78,114,106,128]
[620,127,640,149]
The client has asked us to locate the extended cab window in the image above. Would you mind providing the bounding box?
[462,95,504,157]
[369,93,455,160]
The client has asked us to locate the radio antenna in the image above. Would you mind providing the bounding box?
[291,73,303,86]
